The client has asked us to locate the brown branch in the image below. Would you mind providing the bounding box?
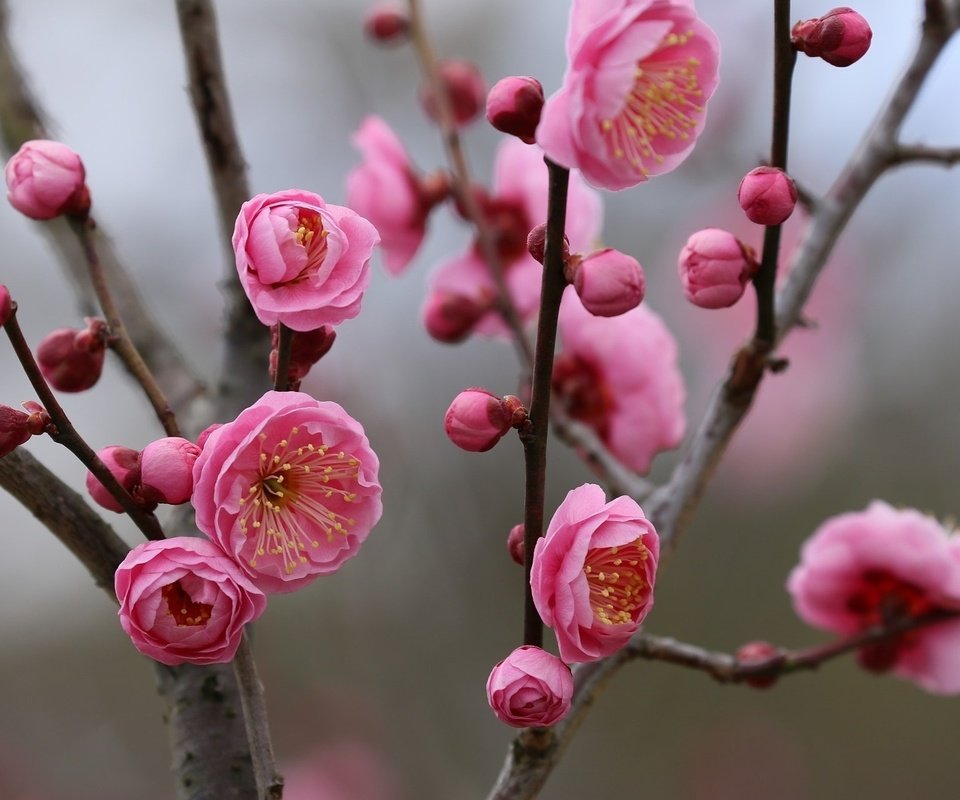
[888,143,960,167]
[233,634,284,800]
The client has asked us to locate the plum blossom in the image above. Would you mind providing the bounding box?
[192,391,382,594]
[115,537,267,666]
[486,645,573,727]
[537,0,720,190]
[788,501,960,694]
[553,288,685,474]
[232,190,379,331]
[531,483,659,662]
[5,139,89,219]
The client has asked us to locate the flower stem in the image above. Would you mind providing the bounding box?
[273,323,293,392]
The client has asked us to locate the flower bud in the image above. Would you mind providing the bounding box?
[0,284,12,326]
[444,388,513,452]
[140,437,202,505]
[569,248,645,317]
[85,445,142,513]
[507,523,525,565]
[196,423,222,450]
[735,641,783,689]
[792,7,872,67]
[5,139,89,220]
[0,405,39,456]
[36,319,108,392]
[419,60,485,127]
[363,3,410,45]
[486,76,545,144]
[738,166,798,226]
[422,291,490,343]
[486,646,573,728]
[526,222,569,266]
[678,228,757,309]
[269,325,336,390]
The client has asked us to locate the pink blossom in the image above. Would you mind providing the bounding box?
[363,4,410,45]
[419,60,486,127]
[537,0,720,191]
[191,391,382,594]
[486,76,545,144]
[140,437,201,505]
[570,248,645,317]
[346,117,432,276]
[444,388,513,452]
[283,741,401,800]
[531,483,659,662]
[486,645,574,727]
[554,288,685,474]
[36,320,108,393]
[5,139,89,220]
[792,7,872,67]
[232,189,379,331]
[678,227,756,308]
[115,537,267,666]
[738,167,797,226]
[788,501,960,694]
[426,139,602,339]
[86,445,142,513]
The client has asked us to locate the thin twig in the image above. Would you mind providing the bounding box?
[233,634,284,800]
[888,143,960,167]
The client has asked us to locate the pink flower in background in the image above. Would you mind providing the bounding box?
[283,741,401,800]
[486,645,573,727]
[232,190,379,331]
[346,116,435,275]
[5,139,89,219]
[537,0,720,190]
[788,502,960,693]
[531,484,659,662]
[426,138,602,339]
[115,537,266,666]
[140,437,201,505]
[192,391,382,594]
[554,288,685,474]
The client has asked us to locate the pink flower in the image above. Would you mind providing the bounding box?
[5,139,89,220]
[678,227,756,308]
[191,391,382,594]
[444,388,514,452]
[531,483,659,662]
[792,7,872,68]
[426,139,602,339]
[115,537,267,666]
[486,76,545,144]
[36,319,108,393]
[553,288,685,474]
[738,167,797,226]
[569,248,645,317]
[486,645,574,727]
[86,445,142,513]
[537,0,720,191]
[346,117,436,276]
[232,190,379,331]
[788,501,960,694]
[140,437,201,505]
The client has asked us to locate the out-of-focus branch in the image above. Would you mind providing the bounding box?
[888,143,960,167]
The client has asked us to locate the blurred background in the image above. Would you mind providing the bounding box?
[1,1,959,798]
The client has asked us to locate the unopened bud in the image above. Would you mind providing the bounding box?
[363,3,410,45]
[140,437,201,505]
[269,325,336,390]
[85,445,143,513]
[507,524,525,565]
[196,423,222,450]
[792,7,872,67]
[418,170,452,209]
[419,60,485,127]
[526,223,569,265]
[735,641,782,689]
[36,319,108,392]
[5,139,90,220]
[569,248,645,317]
[738,166,797,226]
[0,284,12,326]
[422,291,490,343]
[444,388,513,452]
[678,228,757,309]
[0,405,35,456]
[486,76,545,144]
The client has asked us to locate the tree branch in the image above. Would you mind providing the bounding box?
[888,143,960,167]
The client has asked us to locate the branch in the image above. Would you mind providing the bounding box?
[888,143,960,167]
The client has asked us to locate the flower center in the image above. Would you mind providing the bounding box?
[600,30,705,175]
[237,425,361,575]
[552,353,614,439]
[161,580,212,627]
[846,569,935,626]
[584,539,650,625]
[286,211,329,284]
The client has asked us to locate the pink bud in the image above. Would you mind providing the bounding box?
[196,423,222,450]
[140,437,201,505]
[735,641,782,689]
[422,291,490,343]
[0,406,33,456]
[526,223,569,266]
[269,325,337,389]
[678,228,757,309]
[21,401,50,435]
[738,166,798,226]
[419,60,486,127]
[792,7,872,67]
[363,3,410,45]
[0,284,12,326]
[569,248,645,317]
[507,524,525,565]
[5,139,89,220]
[36,319,108,392]
[85,445,142,513]
[444,388,513,452]
[486,76,545,145]
[486,645,573,728]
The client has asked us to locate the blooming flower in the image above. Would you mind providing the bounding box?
[788,501,960,694]
[531,484,659,662]
[553,288,685,474]
[425,138,602,339]
[486,645,574,727]
[537,0,720,191]
[115,537,267,666]
[192,391,382,594]
[232,189,379,331]
[5,139,89,220]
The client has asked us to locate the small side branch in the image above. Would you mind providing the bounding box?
[888,143,960,167]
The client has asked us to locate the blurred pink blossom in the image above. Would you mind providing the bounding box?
[283,741,401,800]
[537,0,720,190]
[531,483,659,662]
[788,501,960,694]
[486,645,573,727]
